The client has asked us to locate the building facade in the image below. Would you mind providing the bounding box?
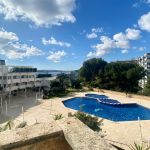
[137,53,150,88]
[0,60,55,95]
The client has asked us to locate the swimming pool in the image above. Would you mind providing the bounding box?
[63,97,150,121]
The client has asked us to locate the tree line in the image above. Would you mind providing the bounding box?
[42,57,150,98]
[79,58,146,94]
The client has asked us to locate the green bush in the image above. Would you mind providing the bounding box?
[16,121,27,128]
[74,111,103,131]
[54,114,63,120]
[0,120,14,132]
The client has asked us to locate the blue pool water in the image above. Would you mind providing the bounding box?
[63,97,150,121]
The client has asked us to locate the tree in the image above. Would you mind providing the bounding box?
[56,73,69,89]
[79,58,107,82]
[79,58,145,93]
[102,62,145,93]
[143,77,150,96]
[125,65,145,93]
[50,80,61,89]
[70,79,81,89]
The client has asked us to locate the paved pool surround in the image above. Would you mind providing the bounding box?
[0,91,150,148]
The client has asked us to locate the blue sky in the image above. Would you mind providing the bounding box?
[0,0,150,70]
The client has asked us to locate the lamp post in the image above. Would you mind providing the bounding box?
[0,96,2,108]
[24,88,27,97]
[138,117,143,144]
[8,92,11,104]
[22,106,24,122]
[35,93,38,103]
[5,100,7,115]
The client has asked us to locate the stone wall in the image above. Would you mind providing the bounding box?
[0,122,72,150]
[0,118,116,150]
[12,135,72,150]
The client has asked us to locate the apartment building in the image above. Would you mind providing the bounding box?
[137,53,150,88]
[0,60,55,95]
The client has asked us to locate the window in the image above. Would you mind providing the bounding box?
[8,76,11,79]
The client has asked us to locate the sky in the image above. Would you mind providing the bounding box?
[0,0,150,70]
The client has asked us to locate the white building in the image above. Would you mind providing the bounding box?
[137,53,150,88]
[0,60,55,95]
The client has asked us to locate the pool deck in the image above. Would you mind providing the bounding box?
[0,91,150,149]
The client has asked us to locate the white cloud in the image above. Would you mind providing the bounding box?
[42,37,71,47]
[91,27,103,33]
[86,27,103,39]
[0,28,44,59]
[138,12,150,32]
[0,28,19,44]
[125,28,141,40]
[87,28,141,58]
[0,0,76,27]
[121,49,128,54]
[86,33,97,39]
[139,46,146,51]
[132,0,150,8]
[47,50,66,63]
[87,36,114,57]
[113,32,129,49]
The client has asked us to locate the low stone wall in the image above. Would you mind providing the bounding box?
[12,136,72,150]
[93,88,150,101]
[0,118,116,150]
[0,122,72,150]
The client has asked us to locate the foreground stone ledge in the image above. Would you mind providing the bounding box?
[57,117,116,150]
[0,118,116,150]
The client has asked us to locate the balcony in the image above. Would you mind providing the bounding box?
[11,86,19,91]
[5,86,18,92]
[5,87,10,92]
[28,78,35,82]
[21,78,29,82]
[12,79,21,83]
[35,82,41,87]
[27,83,34,88]
[19,84,26,89]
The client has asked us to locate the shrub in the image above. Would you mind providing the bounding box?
[68,112,74,117]
[129,143,150,150]
[74,111,103,131]
[43,90,49,99]
[70,79,81,89]
[16,121,27,128]
[54,114,63,120]
[51,87,62,95]
[0,120,14,132]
